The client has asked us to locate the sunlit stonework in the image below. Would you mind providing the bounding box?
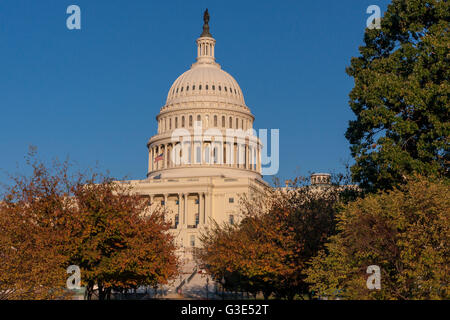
[127,11,268,281]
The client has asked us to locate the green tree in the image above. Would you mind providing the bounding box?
[306,176,450,300]
[345,0,449,193]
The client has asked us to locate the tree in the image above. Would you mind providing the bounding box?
[345,0,449,193]
[69,178,179,300]
[305,176,450,300]
[197,177,344,299]
[0,152,75,299]
[0,149,179,300]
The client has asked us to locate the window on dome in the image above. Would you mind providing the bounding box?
[212,85,215,90]
[199,85,202,90]
[181,87,183,92]
[241,119,244,129]
[234,89,237,94]
[206,85,209,90]
[176,88,179,93]
[186,86,189,91]
[224,87,227,92]
[192,85,195,90]
[219,86,221,91]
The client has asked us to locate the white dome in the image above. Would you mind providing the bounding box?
[146,12,262,181]
[166,63,245,106]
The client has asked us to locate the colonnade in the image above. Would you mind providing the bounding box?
[148,192,209,229]
[148,140,262,173]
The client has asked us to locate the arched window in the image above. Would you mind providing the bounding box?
[197,115,201,125]
[169,118,172,130]
[182,116,185,127]
[192,85,195,90]
[214,115,218,127]
[229,117,233,128]
[241,119,244,129]
[236,118,239,129]
[189,115,193,127]
[199,85,202,90]
[175,117,178,128]
[206,84,209,90]
[222,116,225,128]
[212,85,215,90]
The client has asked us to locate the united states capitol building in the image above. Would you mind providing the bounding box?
[128,11,268,258]
[123,10,332,297]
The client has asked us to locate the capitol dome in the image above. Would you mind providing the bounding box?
[166,64,246,107]
[147,9,261,180]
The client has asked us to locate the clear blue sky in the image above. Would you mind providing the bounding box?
[0,0,391,183]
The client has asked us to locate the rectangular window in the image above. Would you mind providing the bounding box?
[161,200,165,205]
[229,197,234,203]
[195,214,199,225]
[190,235,195,247]
[229,215,234,225]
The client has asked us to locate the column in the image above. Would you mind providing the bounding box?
[257,146,262,173]
[184,193,188,225]
[156,145,160,170]
[199,193,204,225]
[178,193,182,226]
[205,193,211,223]
[234,143,238,168]
[165,144,168,169]
[153,147,156,171]
[149,147,153,172]
[246,144,250,170]
[190,139,194,165]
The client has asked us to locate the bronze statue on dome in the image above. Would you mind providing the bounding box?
[200,9,212,37]
[203,9,210,25]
